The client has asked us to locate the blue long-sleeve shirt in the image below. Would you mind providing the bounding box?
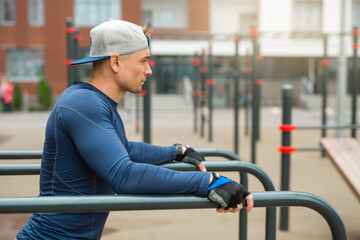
[17,82,210,239]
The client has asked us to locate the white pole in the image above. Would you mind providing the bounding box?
[335,0,350,137]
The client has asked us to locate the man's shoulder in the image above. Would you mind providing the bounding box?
[58,83,110,112]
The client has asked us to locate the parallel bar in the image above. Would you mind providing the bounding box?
[296,147,323,152]
[0,150,42,159]
[0,162,274,192]
[0,160,276,240]
[0,192,347,240]
[297,125,360,130]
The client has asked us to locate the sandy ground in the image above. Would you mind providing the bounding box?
[0,107,359,240]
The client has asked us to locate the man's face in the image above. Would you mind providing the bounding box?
[118,48,152,94]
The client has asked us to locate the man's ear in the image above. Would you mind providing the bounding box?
[109,54,120,73]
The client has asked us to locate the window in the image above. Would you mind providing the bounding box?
[28,0,44,26]
[292,0,322,32]
[158,10,175,28]
[6,49,44,82]
[239,13,258,35]
[74,0,121,27]
[1,0,16,25]
[352,1,360,28]
[142,0,188,28]
[142,9,153,26]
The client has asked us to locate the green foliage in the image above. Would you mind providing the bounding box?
[12,83,23,111]
[37,75,53,110]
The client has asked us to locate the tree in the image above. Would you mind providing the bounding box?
[37,75,53,110]
[12,83,22,111]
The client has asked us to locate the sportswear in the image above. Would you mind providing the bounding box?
[16,82,210,239]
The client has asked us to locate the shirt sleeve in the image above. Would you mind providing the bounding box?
[58,105,210,196]
[126,141,177,165]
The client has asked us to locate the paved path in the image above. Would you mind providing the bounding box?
[0,107,359,239]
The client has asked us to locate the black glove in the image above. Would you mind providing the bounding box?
[181,147,205,166]
[207,174,250,210]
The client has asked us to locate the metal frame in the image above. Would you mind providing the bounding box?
[0,192,346,240]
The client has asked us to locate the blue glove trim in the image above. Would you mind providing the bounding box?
[208,176,234,191]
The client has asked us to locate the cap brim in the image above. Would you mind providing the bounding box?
[70,56,110,65]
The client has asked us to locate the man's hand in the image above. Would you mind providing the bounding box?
[207,175,253,213]
[181,148,207,172]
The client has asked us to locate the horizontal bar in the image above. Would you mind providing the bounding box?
[0,161,275,191]
[296,147,323,152]
[0,149,253,240]
[0,150,42,159]
[0,191,346,240]
[297,125,359,130]
[195,148,241,161]
[0,148,241,161]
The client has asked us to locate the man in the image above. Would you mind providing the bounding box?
[0,74,14,112]
[16,20,253,239]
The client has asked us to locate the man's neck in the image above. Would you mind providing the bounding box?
[88,78,125,103]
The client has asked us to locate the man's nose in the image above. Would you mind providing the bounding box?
[145,62,153,76]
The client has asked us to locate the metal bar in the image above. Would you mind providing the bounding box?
[0,192,347,240]
[143,35,151,143]
[208,44,213,142]
[200,49,206,138]
[280,85,293,231]
[193,53,200,133]
[251,25,259,165]
[0,150,42,159]
[0,148,251,239]
[0,162,274,191]
[0,161,276,240]
[296,125,360,130]
[73,28,80,83]
[66,18,74,87]
[296,147,323,152]
[351,27,359,138]
[234,36,240,154]
[321,34,329,155]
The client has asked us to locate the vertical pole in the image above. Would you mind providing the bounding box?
[352,27,359,138]
[207,44,214,142]
[234,35,248,240]
[234,35,240,155]
[256,49,263,141]
[73,28,80,83]
[244,53,251,136]
[280,85,293,231]
[200,49,206,138]
[335,0,349,137]
[135,94,140,134]
[66,18,75,87]
[143,31,152,143]
[321,34,329,155]
[250,25,259,164]
[192,54,200,133]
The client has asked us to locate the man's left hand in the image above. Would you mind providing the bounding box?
[182,148,207,172]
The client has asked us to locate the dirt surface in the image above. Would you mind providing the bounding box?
[0,108,359,240]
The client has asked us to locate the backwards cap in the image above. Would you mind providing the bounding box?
[71,20,148,65]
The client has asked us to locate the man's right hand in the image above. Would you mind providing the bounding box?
[207,174,254,213]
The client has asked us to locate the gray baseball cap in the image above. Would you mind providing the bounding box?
[71,20,149,65]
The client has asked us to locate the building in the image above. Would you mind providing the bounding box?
[0,0,359,107]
